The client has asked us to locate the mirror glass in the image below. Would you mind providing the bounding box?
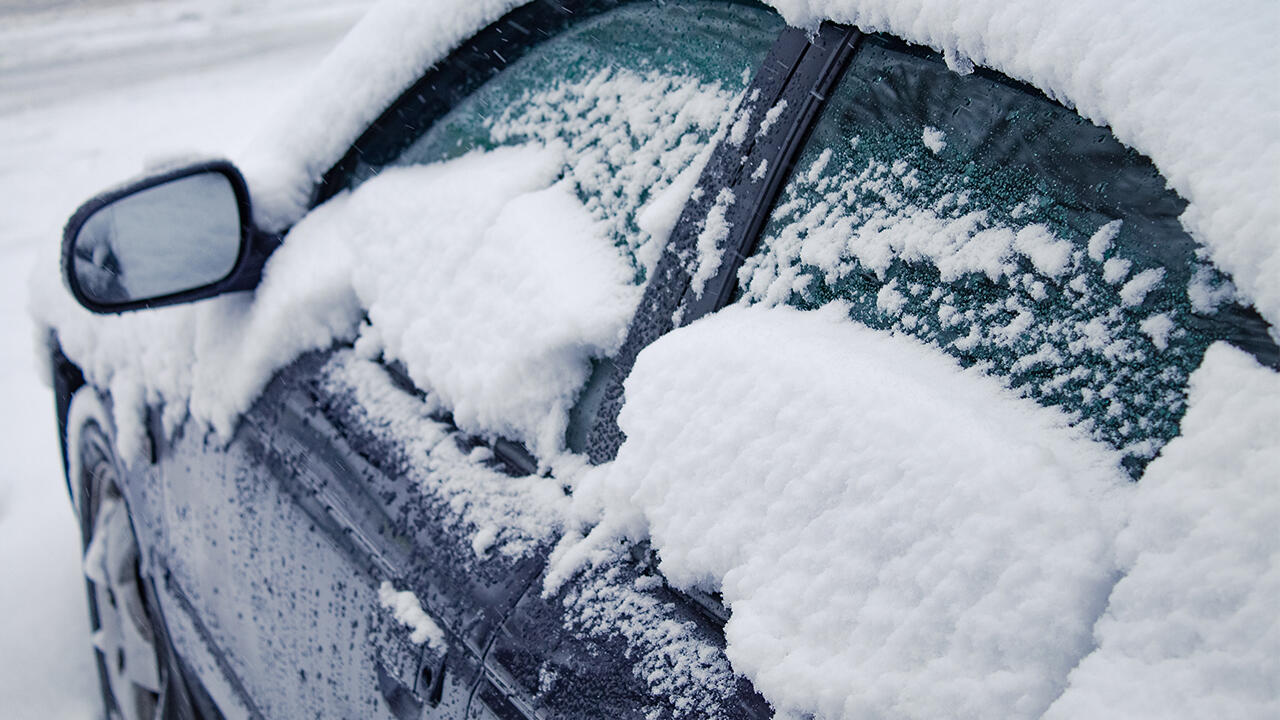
[72,171,243,306]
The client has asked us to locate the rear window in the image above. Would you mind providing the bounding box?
[738,36,1274,475]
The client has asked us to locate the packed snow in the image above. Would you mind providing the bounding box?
[553,304,1132,719]
[1044,344,1280,720]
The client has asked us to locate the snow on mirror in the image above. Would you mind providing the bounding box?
[70,171,242,306]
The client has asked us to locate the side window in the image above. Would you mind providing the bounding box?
[346,0,783,282]
[310,1,783,459]
[738,36,1274,475]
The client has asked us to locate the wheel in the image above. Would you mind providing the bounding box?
[78,420,164,720]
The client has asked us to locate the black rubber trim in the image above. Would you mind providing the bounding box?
[584,24,857,464]
[678,25,860,325]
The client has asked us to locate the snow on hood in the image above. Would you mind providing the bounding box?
[237,0,1278,329]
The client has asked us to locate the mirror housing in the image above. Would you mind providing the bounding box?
[62,160,278,314]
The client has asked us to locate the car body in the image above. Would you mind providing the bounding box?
[38,1,1279,719]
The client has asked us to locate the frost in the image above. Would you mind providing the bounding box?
[321,351,568,560]
[921,125,946,154]
[749,158,768,182]
[755,0,1280,329]
[486,66,744,278]
[378,581,447,648]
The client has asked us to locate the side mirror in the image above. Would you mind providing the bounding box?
[62,160,277,313]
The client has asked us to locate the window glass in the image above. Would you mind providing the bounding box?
[739,36,1264,475]
[349,1,783,283]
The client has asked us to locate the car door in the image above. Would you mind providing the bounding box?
[154,1,786,717]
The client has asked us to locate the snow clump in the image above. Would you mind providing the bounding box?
[553,303,1131,720]
[1045,344,1280,720]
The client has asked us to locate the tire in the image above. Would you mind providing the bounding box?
[77,420,165,720]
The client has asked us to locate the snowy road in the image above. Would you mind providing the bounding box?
[0,2,369,716]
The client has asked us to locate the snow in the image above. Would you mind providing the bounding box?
[555,305,1279,719]
[316,146,639,458]
[691,189,736,297]
[10,0,1279,717]
[378,581,447,648]
[31,143,641,464]
[555,303,1131,719]
[760,0,1280,334]
[1119,267,1166,307]
[1014,224,1074,278]
[320,350,568,561]
[238,0,525,233]
[1087,219,1122,263]
[0,2,370,717]
[1045,344,1280,720]
[921,125,946,154]
[1139,313,1175,351]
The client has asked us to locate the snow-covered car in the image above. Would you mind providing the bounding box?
[37,1,1279,719]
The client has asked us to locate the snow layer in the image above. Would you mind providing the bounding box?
[1046,344,1280,720]
[320,351,568,561]
[31,143,638,462]
[238,0,524,232]
[760,0,1280,331]
[557,304,1130,719]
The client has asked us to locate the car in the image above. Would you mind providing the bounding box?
[37,0,1279,719]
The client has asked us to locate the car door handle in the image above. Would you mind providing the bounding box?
[375,656,423,720]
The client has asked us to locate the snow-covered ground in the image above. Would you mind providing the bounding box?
[0,2,370,717]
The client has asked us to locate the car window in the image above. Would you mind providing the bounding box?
[736,35,1275,475]
[345,0,783,283]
